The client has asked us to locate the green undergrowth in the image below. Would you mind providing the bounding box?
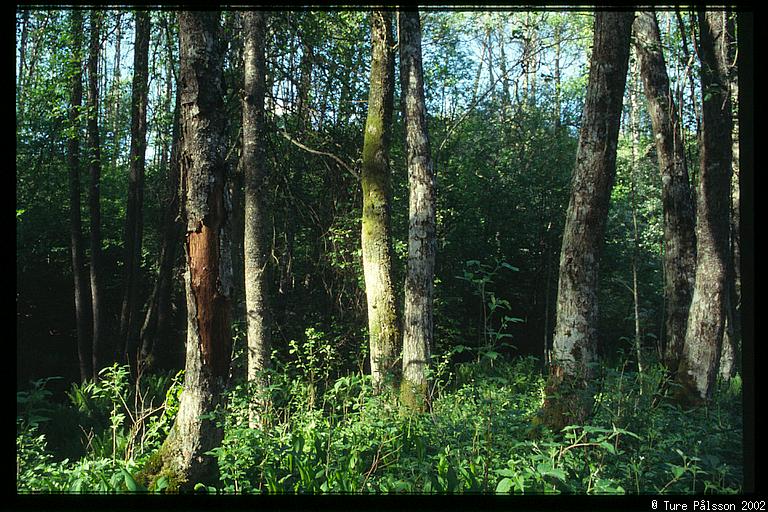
[17,347,743,494]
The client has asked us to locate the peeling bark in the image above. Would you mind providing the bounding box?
[156,11,231,488]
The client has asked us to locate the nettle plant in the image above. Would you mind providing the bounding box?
[456,259,524,366]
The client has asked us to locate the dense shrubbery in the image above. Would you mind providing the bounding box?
[17,334,742,494]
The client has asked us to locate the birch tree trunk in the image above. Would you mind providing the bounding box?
[632,10,697,374]
[362,10,400,395]
[541,11,633,430]
[399,9,435,413]
[676,10,733,403]
[242,11,272,425]
[154,11,232,488]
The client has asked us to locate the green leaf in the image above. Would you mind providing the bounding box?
[496,477,513,493]
[122,468,144,492]
[670,465,685,479]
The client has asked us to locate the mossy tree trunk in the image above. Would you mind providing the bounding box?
[119,11,151,371]
[676,10,733,404]
[155,11,232,489]
[242,11,272,426]
[362,10,400,395]
[632,10,697,375]
[541,11,633,431]
[399,9,435,413]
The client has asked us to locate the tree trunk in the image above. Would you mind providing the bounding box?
[633,10,697,374]
[155,11,232,489]
[541,11,633,431]
[139,40,183,372]
[720,11,739,382]
[119,11,151,370]
[242,11,272,425]
[628,59,643,374]
[676,10,733,403]
[67,10,92,384]
[362,10,400,394]
[399,9,436,413]
[87,12,105,380]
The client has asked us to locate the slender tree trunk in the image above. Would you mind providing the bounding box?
[720,11,739,381]
[540,11,633,431]
[87,12,105,380]
[399,9,436,413]
[139,47,183,371]
[111,13,123,170]
[676,10,733,403]
[633,10,697,374]
[155,11,232,488]
[362,10,400,394]
[119,11,151,370]
[17,10,29,92]
[553,20,562,131]
[67,10,92,383]
[242,11,271,426]
[628,59,643,374]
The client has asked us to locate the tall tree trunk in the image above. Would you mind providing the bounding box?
[399,9,436,413]
[632,11,697,374]
[155,11,232,488]
[720,11,739,381]
[87,12,105,380]
[362,10,400,394]
[139,34,183,371]
[111,13,123,170]
[242,11,271,425]
[553,19,562,132]
[67,10,92,383]
[676,10,733,403]
[540,11,633,431]
[17,10,29,92]
[119,11,151,370]
[628,59,643,374]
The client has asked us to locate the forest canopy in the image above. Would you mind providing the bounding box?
[16,7,751,496]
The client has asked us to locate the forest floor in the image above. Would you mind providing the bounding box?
[17,352,743,495]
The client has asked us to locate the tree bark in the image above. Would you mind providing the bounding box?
[156,11,232,488]
[720,11,739,381]
[632,10,697,374]
[399,9,435,413]
[67,10,92,383]
[541,11,633,430]
[87,11,105,380]
[362,10,400,394]
[119,11,151,370]
[242,11,272,423]
[676,10,733,403]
